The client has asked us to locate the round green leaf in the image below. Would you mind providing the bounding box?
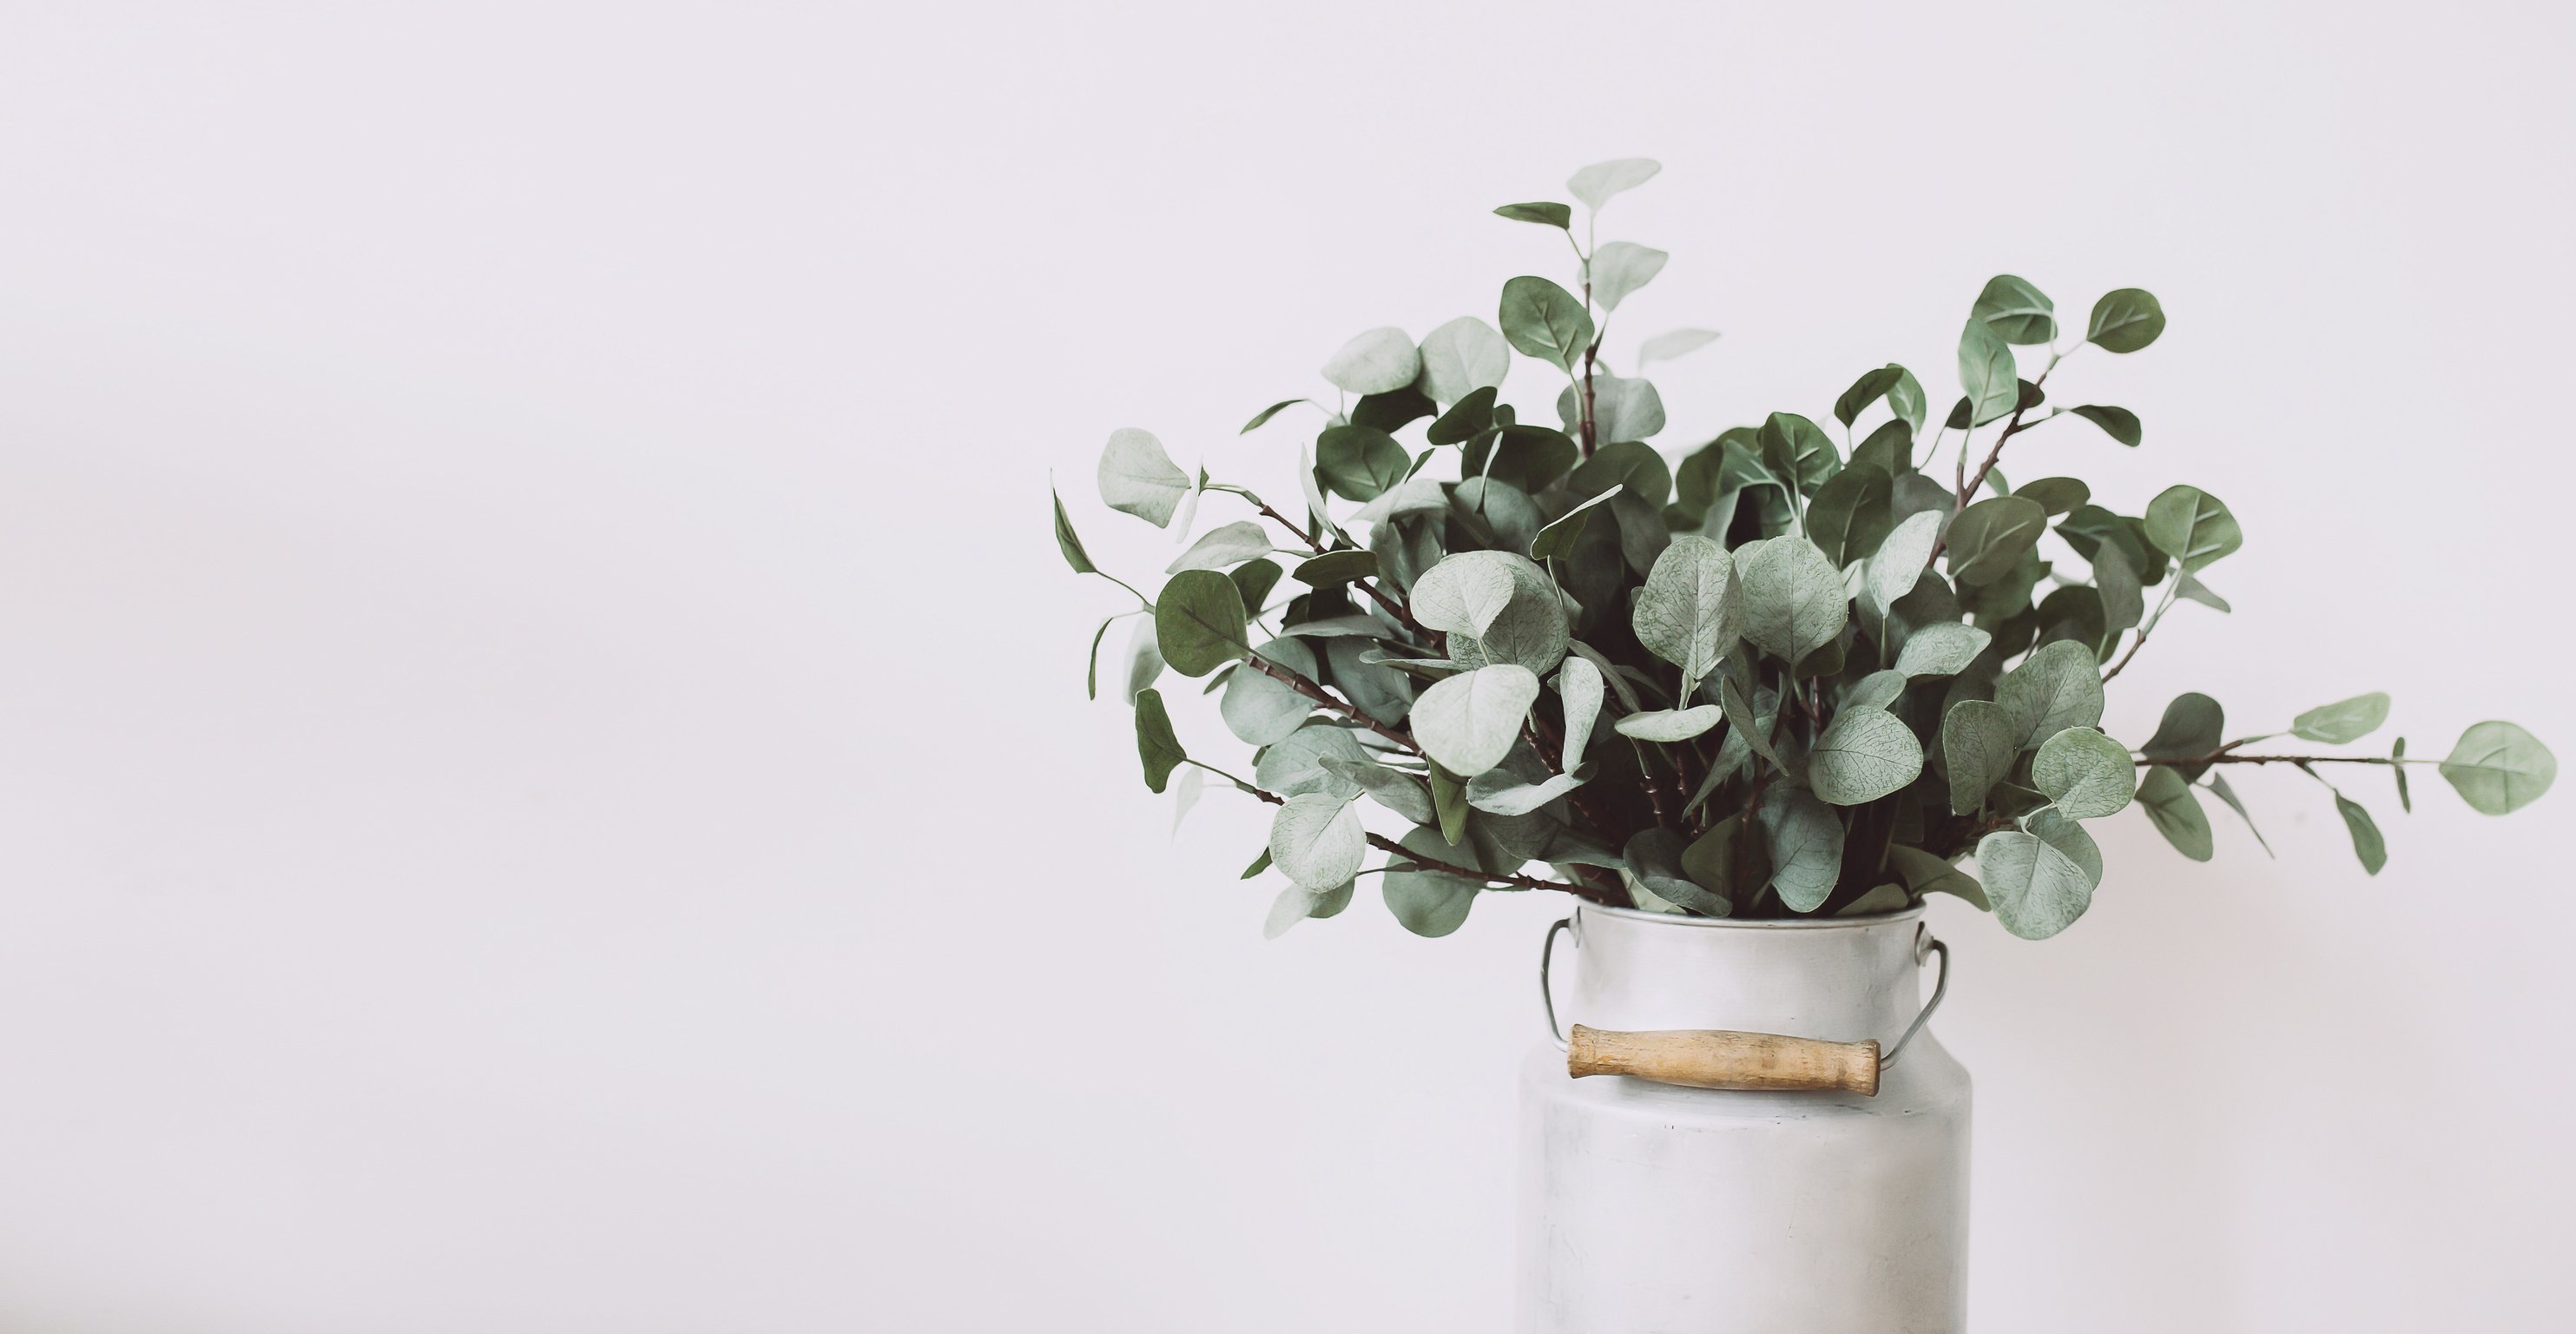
[1808,707,1925,805]
[1410,664,1542,776]
[1269,793,1366,890]
[1613,705,1724,743]
[1895,622,1992,678]
[1321,327,1421,396]
[1757,786,1844,912]
[1587,241,1668,312]
[2086,288,2166,353]
[1382,827,1480,937]
[1632,535,1740,689]
[2070,406,2141,446]
[1166,520,1275,574]
[1318,756,1434,824]
[2141,692,2225,779]
[1499,276,1594,371]
[1096,427,1191,528]
[1154,570,1249,677]
[2032,726,2138,819]
[1417,317,1510,405]
[1315,426,1409,501]
[1255,725,1369,799]
[1996,639,2105,747]
[2142,485,2242,571]
[1977,829,2094,940]
[2439,721,2557,815]
[1941,698,2018,816]
[1973,274,2057,345]
[1956,317,2019,426]
[1734,536,1848,670]
[1567,157,1662,210]
[1946,495,2049,585]
[1221,637,1321,745]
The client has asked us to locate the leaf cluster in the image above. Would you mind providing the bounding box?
[1056,162,2558,941]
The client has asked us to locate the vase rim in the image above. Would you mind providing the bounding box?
[1575,901,1927,931]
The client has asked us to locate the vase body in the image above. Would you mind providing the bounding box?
[1516,903,1971,1333]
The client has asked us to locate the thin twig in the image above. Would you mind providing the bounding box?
[1235,781,1612,901]
[2134,750,2421,768]
[1241,653,1420,754]
[1248,499,1428,637]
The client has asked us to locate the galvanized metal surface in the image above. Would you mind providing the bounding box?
[1517,903,1972,1332]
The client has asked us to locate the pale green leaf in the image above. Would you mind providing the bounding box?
[1221,637,1321,745]
[1845,669,1908,711]
[1996,639,2105,746]
[1735,536,1848,670]
[1956,318,2019,426]
[1416,316,1511,406]
[1978,829,2094,940]
[1263,879,1355,939]
[1633,534,1741,690]
[1268,793,1366,889]
[1410,664,1543,776]
[1587,241,1668,312]
[2439,721,2557,815]
[1614,705,1723,743]
[1808,707,1924,805]
[1318,755,1435,824]
[2334,793,2387,875]
[1165,520,1275,574]
[1530,485,1623,562]
[1382,827,1481,936]
[1255,725,1370,798]
[1864,510,1943,617]
[1321,327,1421,396]
[1466,767,1591,816]
[1894,622,1992,677]
[1637,328,1720,367]
[2292,692,2391,744]
[1941,698,2019,815]
[2032,726,2137,819]
[1097,427,1192,528]
[1558,655,1604,770]
[1757,786,1844,912]
[1567,157,1661,210]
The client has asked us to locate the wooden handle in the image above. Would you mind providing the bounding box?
[1566,1024,1881,1096]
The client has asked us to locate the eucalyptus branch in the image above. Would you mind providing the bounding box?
[2133,750,2425,769]
[1241,651,1421,755]
[1235,492,1428,637]
[1232,778,1612,902]
[1930,347,2075,563]
[2100,575,2184,683]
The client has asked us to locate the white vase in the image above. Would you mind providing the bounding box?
[1516,902,1971,1332]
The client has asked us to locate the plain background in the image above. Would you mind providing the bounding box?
[1,2,2570,1330]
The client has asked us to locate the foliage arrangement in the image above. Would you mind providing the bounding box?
[1055,159,2557,941]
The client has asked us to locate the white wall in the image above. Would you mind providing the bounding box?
[1,2,2569,1330]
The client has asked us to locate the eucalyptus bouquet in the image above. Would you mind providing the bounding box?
[1054,160,2555,941]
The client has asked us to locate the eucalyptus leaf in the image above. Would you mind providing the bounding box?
[1222,637,1321,744]
[2334,793,2388,875]
[1888,367,1928,435]
[2292,692,2391,744]
[1123,617,1168,703]
[1557,654,1604,770]
[1255,725,1369,799]
[1558,373,1666,444]
[1052,485,1097,574]
[2027,808,2103,885]
[1416,317,1511,405]
[1530,485,1623,562]
[1292,550,1379,587]
[1941,699,2019,816]
[2438,721,2558,815]
[1997,640,2105,747]
[1637,328,1720,367]
[1316,426,1411,502]
[2092,538,2144,634]
[1680,815,1767,909]
[1467,767,1591,816]
[1845,670,1908,711]
[1956,318,2019,426]
[1758,786,1844,912]
[1499,276,1594,372]
[1633,535,1740,690]
[2136,766,2214,861]
[2032,727,2138,819]
[1736,536,1848,670]
[1383,826,1482,936]
[2176,570,2231,612]
[1155,570,1250,677]
[1624,827,1728,917]
[1241,399,1310,433]
[1134,688,1186,794]
[1167,520,1276,573]
[1587,241,1668,312]
[1946,496,2049,585]
[1614,706,1724,743]
[1835,366,1905,428]
[1864,511,1944,617]
[2087,288,2166,353]
[1493,201,1572,228]
[2143,485,2242,571]
[1411,664,1543,776]
[1972,274,2056,345]
[2071,406,2142,446]
[1808,707,1925,805]
[1806,464,1894,568]
[1895,622,1992,677]
[1888,845,1988,910]
[1262,879,1354,939]
[1978,829,2094,940]
[1567,157,1661,210]
[1231,559,1283,614]
[2014,477,2091,518]
[1321,327,1421,397]
[1097,427,1192,527]
[2204,772,2271,854]
[2141,692,2224,780]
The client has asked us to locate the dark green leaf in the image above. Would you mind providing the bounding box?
[1973,274,2057,345]
[1757,413,1842,492]
[1154,570,1250,677]
[1292,550,1379,587]
[1315,425,1410,501]
[2292,692,2390,744]
[1531,486,1623,562]
[1624,827,1729,917]
[1494,201,1573,228]
[2204,773,2273,855]
[2087,288,2167,353]
[1946,495,2049,584]
[1230,558,1283,611]
[2393,737,2412,812]
[1134,688,1186,793]
[1351,386,1437,433]
[1430,762,1469,845]
[1835,365,1904,426]
[2141,692,2224,781]
[1052,485,1097,574]
[1887,845,1988,910]
[1241,848,1272,879]
[1426,386,1498,446]
[1888,367,1928,435]
[1499,275,1595,371]
[2136,767,2213,861]
[1681,815,1769,908]
[1854,419,1913,477]
[1806,464,1894,568]
[2142,485,2242,571]
[2013,476,2090,518]
[2070,405,2142,446]
[1569,439,1672,508]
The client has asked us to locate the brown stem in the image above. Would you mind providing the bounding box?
[1242,653,1420,755]
[2135,750,2406,768]
[1236,782,1614,902]
[1928,361,2062,565]
[1250,500,1428,637]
